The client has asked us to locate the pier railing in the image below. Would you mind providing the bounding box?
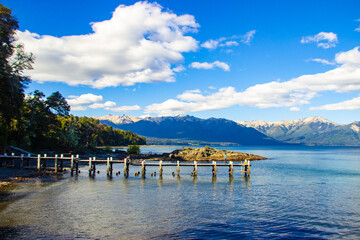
[0,153,251,177]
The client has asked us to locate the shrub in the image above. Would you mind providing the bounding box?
[127,145,140,155]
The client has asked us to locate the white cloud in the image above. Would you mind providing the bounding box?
[301,32,338,49]
[67,93,141,112]
[189,61,230,71]
[355,19,360,32]
[290,107,301,112]
[309,58,335,65]
[310,96,360,110]
[145,46,360,116]
[106,105,141,112]
[201,30,256,50]
[17,2,199,88]
[240,30,256,45]
[220,41,239,47]
[201,39,219,49]
[173,65,186,72]
[67,94,104,111]
[89,101,116,109]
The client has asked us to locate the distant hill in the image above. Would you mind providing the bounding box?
[98,115,282,145]
[238,116,360,146]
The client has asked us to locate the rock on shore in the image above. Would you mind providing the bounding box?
[167,147,266,161]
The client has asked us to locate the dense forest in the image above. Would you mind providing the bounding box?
[0,4,145,152]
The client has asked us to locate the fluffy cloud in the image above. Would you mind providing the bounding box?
[107,105,142,112]
[200,39,219,49]
[145,46,360,116]
[310,96,360,110]
[201,30,256,50]
[17,2,199,88]
[67,94,103,111]
[290,107,301,112]
[189,61,230,71]
[309,58,335,65]
[67,93,141,112]
[355,19,360,32]
[301,32,338,49]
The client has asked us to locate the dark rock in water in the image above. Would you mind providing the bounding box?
[167,147,266,161]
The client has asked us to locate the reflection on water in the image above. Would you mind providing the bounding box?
[1,146,360,239]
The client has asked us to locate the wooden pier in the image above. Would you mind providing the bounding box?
[0,153,251,178]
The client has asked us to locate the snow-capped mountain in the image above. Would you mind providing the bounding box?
[238,117,360,146]
[94,114,142,124]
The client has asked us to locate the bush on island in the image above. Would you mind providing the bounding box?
[127,145,140,155]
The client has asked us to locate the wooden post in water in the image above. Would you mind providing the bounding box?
[89,157,92,176]
[110,157,113,176]
[55,154,58,173]
[106,157,110,176]
[141,160,146,178]
[159,160,163,177]
[124,158,129,177]
[43,154,47,169]
[20,154,24,168]
[60,154,64,172]
[37,154,41,170]
[93,157,96,174]
[212,161,217,177]
[27,154,31,167]
[177,161,180,176]
[70,155,74,176]
[75,161,79,174]
[194,161,198,176]
[244,160,250,177]
[229,161,234,176]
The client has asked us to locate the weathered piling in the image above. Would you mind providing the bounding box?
[159,160,163,177]
[70,155,74,175]
[177,161,180,176]
[107,157,113,176]
[212,161,217,176]
[141,160,146,178]
[55,154,59,173]
[89,157,93,175]
[244,160,250,177]
[124,158,129,177]
[193,161,198,176]
[43,154,47,169]
[60,154,63,172]
[37,154,41,170]
[229,161,234,176]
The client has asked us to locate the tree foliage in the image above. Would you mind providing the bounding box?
[127,145,140,155]
[10,91,146,152]
[0,4,34,147]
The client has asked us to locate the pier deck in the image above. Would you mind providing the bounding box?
[0,153,251,178]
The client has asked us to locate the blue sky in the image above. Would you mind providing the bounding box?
[4,0,360,123]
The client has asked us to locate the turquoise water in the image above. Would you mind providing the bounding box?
[1,146,360,239]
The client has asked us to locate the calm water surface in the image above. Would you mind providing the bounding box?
[1,146,360,239]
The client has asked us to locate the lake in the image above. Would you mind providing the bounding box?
[1,145,360,239]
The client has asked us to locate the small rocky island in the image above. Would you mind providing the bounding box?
[166,146,266,161]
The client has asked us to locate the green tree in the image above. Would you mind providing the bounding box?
[46,91,70,116]
[0,4,34,148]
[127,145,140,155]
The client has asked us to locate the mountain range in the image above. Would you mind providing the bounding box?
[95,115,360,146]
[238,116,360,146]
[96,115,281,145]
